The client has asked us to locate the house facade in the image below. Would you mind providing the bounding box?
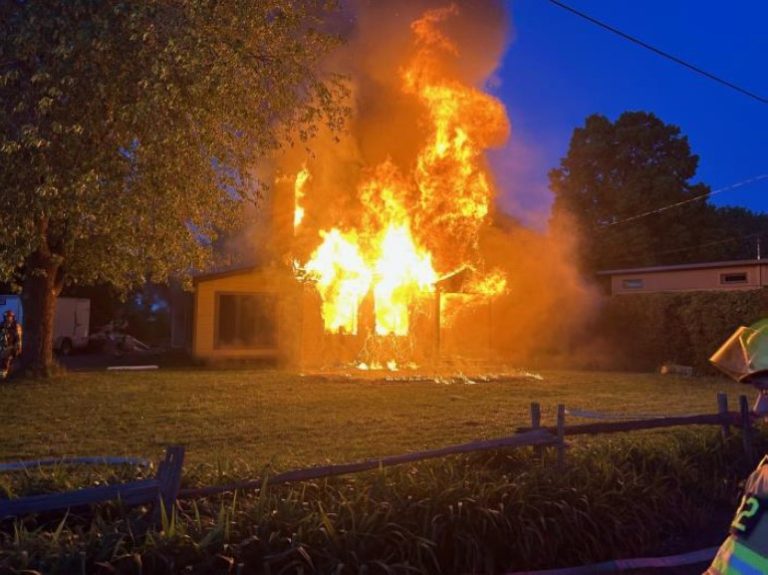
[598,259,768,295]
[192,266,303,365]
[192,265,496,368]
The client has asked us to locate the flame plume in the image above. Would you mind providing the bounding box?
[295,4,509,344]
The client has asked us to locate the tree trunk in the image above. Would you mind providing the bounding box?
[21,251,63,377]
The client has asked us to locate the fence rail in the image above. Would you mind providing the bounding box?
[0,446,184,519]
[0,392,758,518]
[178,428,559,499]
[517,412,739,436]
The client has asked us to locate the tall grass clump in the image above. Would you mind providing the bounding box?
[0,428,763,574]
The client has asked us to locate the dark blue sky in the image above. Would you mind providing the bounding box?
[489,0,768,227]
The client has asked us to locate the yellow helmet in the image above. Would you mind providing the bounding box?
[711,320,768,383]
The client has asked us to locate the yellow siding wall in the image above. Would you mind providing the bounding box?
[193,269,300,364]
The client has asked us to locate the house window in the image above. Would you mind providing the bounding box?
[621,278,644,290]
[215,293,277,349]
[720,272,748,285]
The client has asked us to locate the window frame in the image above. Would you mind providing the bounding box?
[621,278,644,290]
[720,272,748,285]
[214,291,278,350]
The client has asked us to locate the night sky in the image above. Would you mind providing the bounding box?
[489,0,768,227]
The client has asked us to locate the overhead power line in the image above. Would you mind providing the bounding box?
[652,231,762,258]
[601,174,768,228]
[608,231,763,268]
[546,0,768,105]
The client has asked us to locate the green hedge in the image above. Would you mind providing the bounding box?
[594,289,768,372]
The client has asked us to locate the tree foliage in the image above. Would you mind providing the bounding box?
[0,0,348,371]
[707,206,768,261]
[549,112,723,273]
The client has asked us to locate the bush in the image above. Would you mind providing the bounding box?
[0,429,763,574]
[592,289,768,372]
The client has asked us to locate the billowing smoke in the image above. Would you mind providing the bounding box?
[257,0,598,366]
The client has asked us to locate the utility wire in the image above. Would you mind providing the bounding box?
[601,174,768,228]
[651,231,762,258]
[608,231,763,268]
[546,0,768,105]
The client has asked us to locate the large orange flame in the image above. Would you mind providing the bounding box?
[303,229,372,335]
[296,4,508,341]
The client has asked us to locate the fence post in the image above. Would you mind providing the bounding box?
[739,395,753,461]
[153,445,186,526]
[556,404,566,467]
[717,392,730,439]
[530,402,542,459]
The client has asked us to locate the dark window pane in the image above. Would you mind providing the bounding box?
[622,279,643,289]
[218,295,237,346]
[216,293,277,349]
[721,273,747,284]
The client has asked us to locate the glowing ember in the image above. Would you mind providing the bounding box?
[295,4,509,344]
[467,268,508,295]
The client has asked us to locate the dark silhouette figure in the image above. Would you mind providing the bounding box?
[0,310,23,380]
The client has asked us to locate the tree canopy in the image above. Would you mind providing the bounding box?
[549,111,724,273]
[0,0,348,371]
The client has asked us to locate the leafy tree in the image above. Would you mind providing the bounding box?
[707,206,768,261]
[549,112,721,273]
[0,1,347,373]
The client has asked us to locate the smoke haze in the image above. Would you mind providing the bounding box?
[255,0,598,365]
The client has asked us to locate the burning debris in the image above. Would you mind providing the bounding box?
[301,369,545,386]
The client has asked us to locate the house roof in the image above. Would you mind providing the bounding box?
[597,259,765,276]
[192,265,263,285]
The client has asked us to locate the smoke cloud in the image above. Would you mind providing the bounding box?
[251,0,599,367]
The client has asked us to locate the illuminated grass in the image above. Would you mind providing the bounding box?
[0,369,753,468]
[0,369,758,573]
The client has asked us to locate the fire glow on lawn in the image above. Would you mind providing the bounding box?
[293,6,508,359]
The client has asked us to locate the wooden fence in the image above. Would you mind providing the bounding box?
[0,392,758,519]
[0,446,185,519]
[519,392,755,461]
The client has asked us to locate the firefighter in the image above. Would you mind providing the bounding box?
[708,323,768,573]
[707,455,768,574]
[0,309,22,380]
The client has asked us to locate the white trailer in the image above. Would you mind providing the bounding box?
[53,298,91,354]
[0,295,90,355]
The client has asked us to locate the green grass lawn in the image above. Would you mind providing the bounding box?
[0,368,753,469]
[0,368,760,574]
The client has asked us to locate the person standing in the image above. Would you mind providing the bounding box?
[0,310,22,380]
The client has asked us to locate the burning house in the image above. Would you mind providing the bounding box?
[192,2,592,370]
[192,262,497,369]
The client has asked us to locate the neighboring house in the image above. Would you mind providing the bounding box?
[598,259,768,295]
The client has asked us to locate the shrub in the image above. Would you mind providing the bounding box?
[592,289,768,372]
